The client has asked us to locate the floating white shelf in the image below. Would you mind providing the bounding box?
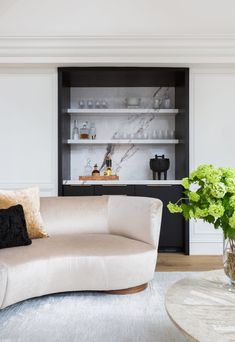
[63,180,182,185]
[66,108,179,116]
[67,139,179,145]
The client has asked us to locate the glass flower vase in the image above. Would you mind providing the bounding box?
[223,238,235,292]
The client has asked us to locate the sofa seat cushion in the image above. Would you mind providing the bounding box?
[0,234,157,309]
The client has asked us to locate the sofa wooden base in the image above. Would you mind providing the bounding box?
[106,283,148,295]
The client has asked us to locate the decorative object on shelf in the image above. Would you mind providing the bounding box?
[163,129,175,139]
[95,100,101,108]
[92,164,100,176]
[72,120,79,140]
[163,97,171,109]
[167,164,235,291]
[78,100,85,109]
[169,129,175,139]
[125,97,141,108]
[79,175,119,180]
[84,158,92,175]
[163,89,171,109]
[143,131,149,139]
[151,129,172,140]
[151,129,158,139]
[150,154,170,180]
[101,100,108,108]
[89,122,96,139]
[157,130,163,139]
[153,98,162,109]
[104,154,113,176]
[79,121,89,139]
[87,100,93,108]
[152,87,162,109]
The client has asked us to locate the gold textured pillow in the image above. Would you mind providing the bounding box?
[0,187,48,239]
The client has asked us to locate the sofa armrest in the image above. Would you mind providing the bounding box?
[0,263,7,309]
[107,196,163,248]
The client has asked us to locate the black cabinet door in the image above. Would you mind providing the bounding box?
[135,185,187,253]
[63,185,94,196]
[94,185,135,196]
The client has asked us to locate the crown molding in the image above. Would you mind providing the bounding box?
[1,34,235,65]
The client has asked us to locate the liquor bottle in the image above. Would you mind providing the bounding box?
[72,120,79,140]
[104,154,112,176]
[79,121,89,139]
[92,164,100,176]
[163,89,171,109]
[84,158,92,175]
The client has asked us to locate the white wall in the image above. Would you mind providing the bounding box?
[1,1,235,253]
[0,68,57,196]
[190,68,235,254]
[0,66,232,254]
[0,0,235,36]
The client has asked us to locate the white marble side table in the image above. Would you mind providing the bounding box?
[165,269,235,342]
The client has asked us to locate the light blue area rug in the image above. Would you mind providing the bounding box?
[0,272,194,342]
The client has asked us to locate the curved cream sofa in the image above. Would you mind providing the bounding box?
[0,195,162,309]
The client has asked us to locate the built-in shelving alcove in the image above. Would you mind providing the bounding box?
[58,67,189,254]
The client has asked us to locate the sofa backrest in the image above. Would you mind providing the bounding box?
[40,196,109,235]
[40,195,163,247]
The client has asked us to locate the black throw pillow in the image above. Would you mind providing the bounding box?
[0,204,32,249]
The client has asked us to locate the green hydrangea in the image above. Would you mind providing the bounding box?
[208,203,225,218]
[182,177,189,189]
[210,182,226,198]
[225,178,235,194]
[189,209,196,218]
[167,164,235,235]
[194,207,209,218]
[229,213,235,229]
[206,169,222,184]
[167,202,183,214]
[229,195,235,208]
[188,192,200,202]
[201,184,211,197]
[189,164,213,180]
[220,167,235,178]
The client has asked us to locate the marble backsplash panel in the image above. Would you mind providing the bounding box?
[70,113,175,140]
[70,87,175,109]
[69,86,176,180]
[71,144,175,180]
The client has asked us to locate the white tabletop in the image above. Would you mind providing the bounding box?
[165,269,235,342]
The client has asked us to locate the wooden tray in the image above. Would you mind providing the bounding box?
[79,175,119,181]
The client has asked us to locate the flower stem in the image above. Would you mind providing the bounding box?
[175,197,188,205]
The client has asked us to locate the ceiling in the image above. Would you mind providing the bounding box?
[0,0,235,36]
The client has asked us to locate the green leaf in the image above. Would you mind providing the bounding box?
[227,227,235,240]
[181,203,190,220]
[204,215,215,224]
[214,219,220,229]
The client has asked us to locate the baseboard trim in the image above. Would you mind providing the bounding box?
[190,242,223,255]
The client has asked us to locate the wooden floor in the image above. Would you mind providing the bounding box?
[156,253,223,272]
